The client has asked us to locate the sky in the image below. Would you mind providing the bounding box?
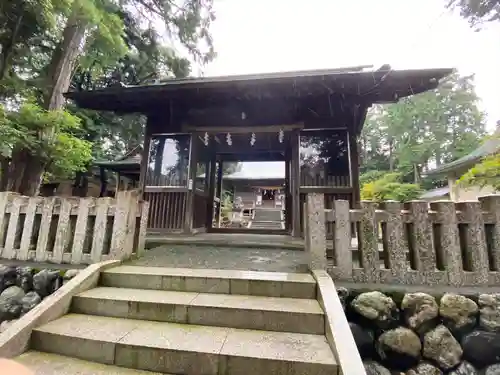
[200,0,500,131]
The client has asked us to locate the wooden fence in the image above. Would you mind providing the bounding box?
[303,193,500,287]
[0,190,149,265]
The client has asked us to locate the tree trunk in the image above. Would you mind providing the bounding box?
[5,147,44,195]
[45,11,86,110]
[413,164,421,184]
[0,13,23,85]
[388,139,395,171]
[0,156,10,191]
[5,7,87,196]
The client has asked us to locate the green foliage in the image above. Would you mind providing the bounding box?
[361,73,485,187]
[0,0,216,192]
[360,170,389,186]
[361,173,422,202]
[0,102,92,180]
[459,152,500,190]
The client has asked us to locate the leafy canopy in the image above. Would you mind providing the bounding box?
[0,102,92,180]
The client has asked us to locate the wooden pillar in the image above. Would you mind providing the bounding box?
[284,146,291,232]
[115,172,121,196]
[138,120,153,197]
[206,144,217,229]
[214,160,224,227]
[290,129,301,237]
[98,167,107,197]
[184,134,198,233]
[349,132,361,208]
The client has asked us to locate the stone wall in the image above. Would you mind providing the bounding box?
[339,288,500,375]
[304,193,500,287]
[0,265,79,333]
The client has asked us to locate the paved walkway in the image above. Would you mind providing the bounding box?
[145,233,304,250]
[128,244,309,273]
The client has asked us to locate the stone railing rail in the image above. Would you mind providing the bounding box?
[0,190,149,264]
[304,193,500,287]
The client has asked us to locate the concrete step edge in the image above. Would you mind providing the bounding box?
[100,266,317,299]
[72,287,324,334]
[32,314,337,374]
[16,351,165,375]
[103,266,314,282]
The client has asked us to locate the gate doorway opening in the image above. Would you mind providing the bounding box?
[195,130,290,235]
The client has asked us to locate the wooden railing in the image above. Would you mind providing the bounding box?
[300,174,350,187]
[144,188,187,232]
[0,190,149,264]
[303,192,500,286]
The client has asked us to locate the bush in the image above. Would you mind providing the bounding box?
[361,173,422,202]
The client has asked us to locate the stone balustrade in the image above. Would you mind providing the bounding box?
[0,190,149,264]
[304,193,500,286]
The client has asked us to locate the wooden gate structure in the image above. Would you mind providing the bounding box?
[66,66,452,237]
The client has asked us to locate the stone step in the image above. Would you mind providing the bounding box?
[31,314,337,375]
[254,214,282,220]
[250,221,283,229]
[15,351,164,375]
[101,266,316,299]
[72,287,324,334]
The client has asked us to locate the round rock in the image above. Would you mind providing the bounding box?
[337,287,349,310]
[0,265,17,292]
[63,269,80,283]
[406,362,442,375]
[479,294,500,332]
[0,285,25,321]
[449,361,478,375]
[33,269,62,298]
[21,291,42,314]
[461,330,500,368]
[351,291,399,329]
[15,267,33,293]
[440,293,478,335]
[377,327,421,370]
[350,322,374,358]
[402,293,439,334]
[364,361,391,375]
[423,325,462,370]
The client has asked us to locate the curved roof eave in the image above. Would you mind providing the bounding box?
[426,136,500,177]
[64,67,454,113]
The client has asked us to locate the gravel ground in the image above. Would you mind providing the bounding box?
[127,244,309,273]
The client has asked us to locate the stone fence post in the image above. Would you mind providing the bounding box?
[304,193,327,270]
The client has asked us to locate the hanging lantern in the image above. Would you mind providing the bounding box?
[203,132,209,146]
[250,132,256,146]
[226,132,232,146]
[278,129,284,143]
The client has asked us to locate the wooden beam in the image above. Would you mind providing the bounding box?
[299,187,353,194]
[182,123,303,134]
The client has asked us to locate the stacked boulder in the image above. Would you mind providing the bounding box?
[341,289,500,375]
[0,265,79,333]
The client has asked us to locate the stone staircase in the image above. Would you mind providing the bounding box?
[15,266,338,374]
[250,208,283,230]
